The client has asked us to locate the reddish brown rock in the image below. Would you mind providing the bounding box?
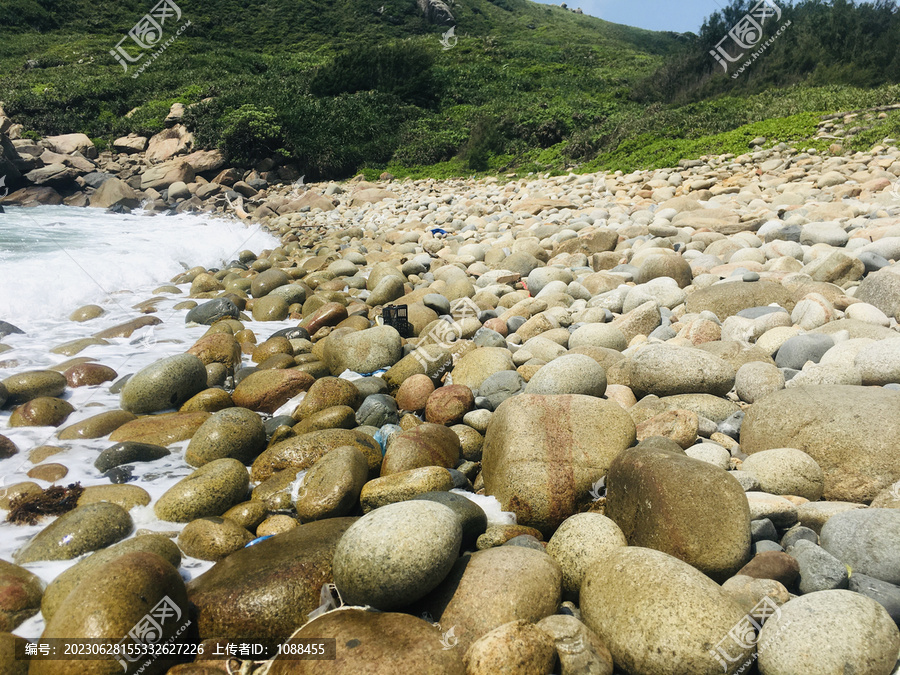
[232,369,314,413]
[425,384,475,426]
[300,302,348,335]
[396,374,435,411]
[736,551,800,588]
[0,560,42,632]
[0,435,18,459]
[63,363,117,388]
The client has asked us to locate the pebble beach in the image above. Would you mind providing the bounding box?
[2,123,900,674]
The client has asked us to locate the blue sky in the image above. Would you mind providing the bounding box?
[533,0,730,33]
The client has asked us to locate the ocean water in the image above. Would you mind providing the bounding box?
[0,206,513,641]
[0,206,278,326]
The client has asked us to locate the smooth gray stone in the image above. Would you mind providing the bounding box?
[185,298,240,325]
[859,251,890,273]
[423,293,451,316]
[753,540,784,555]
[751,518,779,543]
[849,573,900,624]
[781,526,818,549]
[473,328,507,349]
[775,334,834,370]
[355,394,399,428]
[478,370,526,410]
[737,306,789,319]
[788,540,849,593]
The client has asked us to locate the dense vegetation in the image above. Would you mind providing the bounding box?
[0,0,897,180]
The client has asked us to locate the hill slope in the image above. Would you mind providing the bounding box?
[0,0,898,179]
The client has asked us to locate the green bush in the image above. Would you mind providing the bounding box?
[280,91,417,179]
[219,104,284,166]
[309,40,440,108]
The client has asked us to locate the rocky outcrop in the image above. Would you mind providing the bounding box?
[417,0,454,24]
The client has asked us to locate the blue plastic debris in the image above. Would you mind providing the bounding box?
[374,423,403,455]
[245,535,274,548]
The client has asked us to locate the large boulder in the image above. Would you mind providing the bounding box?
[323,326,403,375]
[42,133,96,158]
[188,518,355,640]
[33,552,189,675]
[89,177,140,210]
[819,508,900,585]
[625,344,735,398]
[855,268,900,320]
[416,0,455,24]
[140,159,195,190]
[268,608,465,674]
[112,134,148,154]
[417,546,562,654]
[333,501,461,609]
[685,280,795,319]
[182,149,226,173]
[741,385,900,502]
[757,590,900,675]
[605,445,751,581]
[145,125,193,162]
[482,394,635,536]
[581,547,752,675]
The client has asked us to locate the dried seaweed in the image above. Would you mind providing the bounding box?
[7,483,84,525]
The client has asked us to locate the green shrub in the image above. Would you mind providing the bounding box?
[219,104,284,166]
[280,91,416,179]
[309,40,440,108]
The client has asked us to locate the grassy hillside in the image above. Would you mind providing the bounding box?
[0,0,897,180]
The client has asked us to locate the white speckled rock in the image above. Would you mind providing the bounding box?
[333,500,462,610]
[758,590,899,675]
